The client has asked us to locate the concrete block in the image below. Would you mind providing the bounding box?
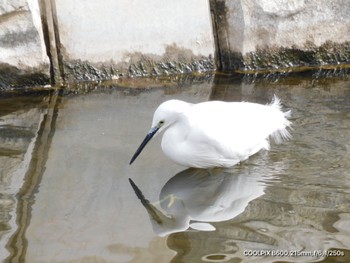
[212,0,350,70]
[54,0,216,81]
[0,0,50,87]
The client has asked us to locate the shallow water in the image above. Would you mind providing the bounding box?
[1,71,350,262]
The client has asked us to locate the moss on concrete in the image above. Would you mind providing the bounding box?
[242,41,350,71]
[0,64,50,90]
[62,55,215,83]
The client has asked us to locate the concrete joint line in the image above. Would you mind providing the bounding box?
[39,0,64,85]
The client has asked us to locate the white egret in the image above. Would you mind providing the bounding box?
[130,96,291,168]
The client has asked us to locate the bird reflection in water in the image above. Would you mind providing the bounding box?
[129,167,267,237]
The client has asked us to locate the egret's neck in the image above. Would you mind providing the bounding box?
[161,116,190,166]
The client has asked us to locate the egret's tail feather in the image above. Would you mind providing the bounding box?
[272,125,292,144]
[270,95,292,144]
[269,94,283,109]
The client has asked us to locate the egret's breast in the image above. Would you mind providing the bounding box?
[161,123,190,165]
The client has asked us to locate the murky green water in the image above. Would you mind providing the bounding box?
[1,71,350,262]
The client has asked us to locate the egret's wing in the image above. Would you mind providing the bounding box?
[184,124,243,168]
[186,101,291,163]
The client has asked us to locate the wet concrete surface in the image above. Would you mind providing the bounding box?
[0,71,350,262]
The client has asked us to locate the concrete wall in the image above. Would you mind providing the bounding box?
[0,0,350,86]
[0,0,216,85]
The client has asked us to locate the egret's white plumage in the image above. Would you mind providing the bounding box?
[130,96,291,168]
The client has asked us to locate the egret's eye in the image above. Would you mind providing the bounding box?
[159,120,165,125]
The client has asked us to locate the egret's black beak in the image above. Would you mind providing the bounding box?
[129,126,159,165]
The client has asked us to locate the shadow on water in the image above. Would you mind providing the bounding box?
[129,166,268,237]
[1,89,63,262]
[129,162,278,236]
[1,68,350,262]
[129,154,350,263]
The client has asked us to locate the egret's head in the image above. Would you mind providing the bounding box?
[151,100,189,134]
[129,100,191,165]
